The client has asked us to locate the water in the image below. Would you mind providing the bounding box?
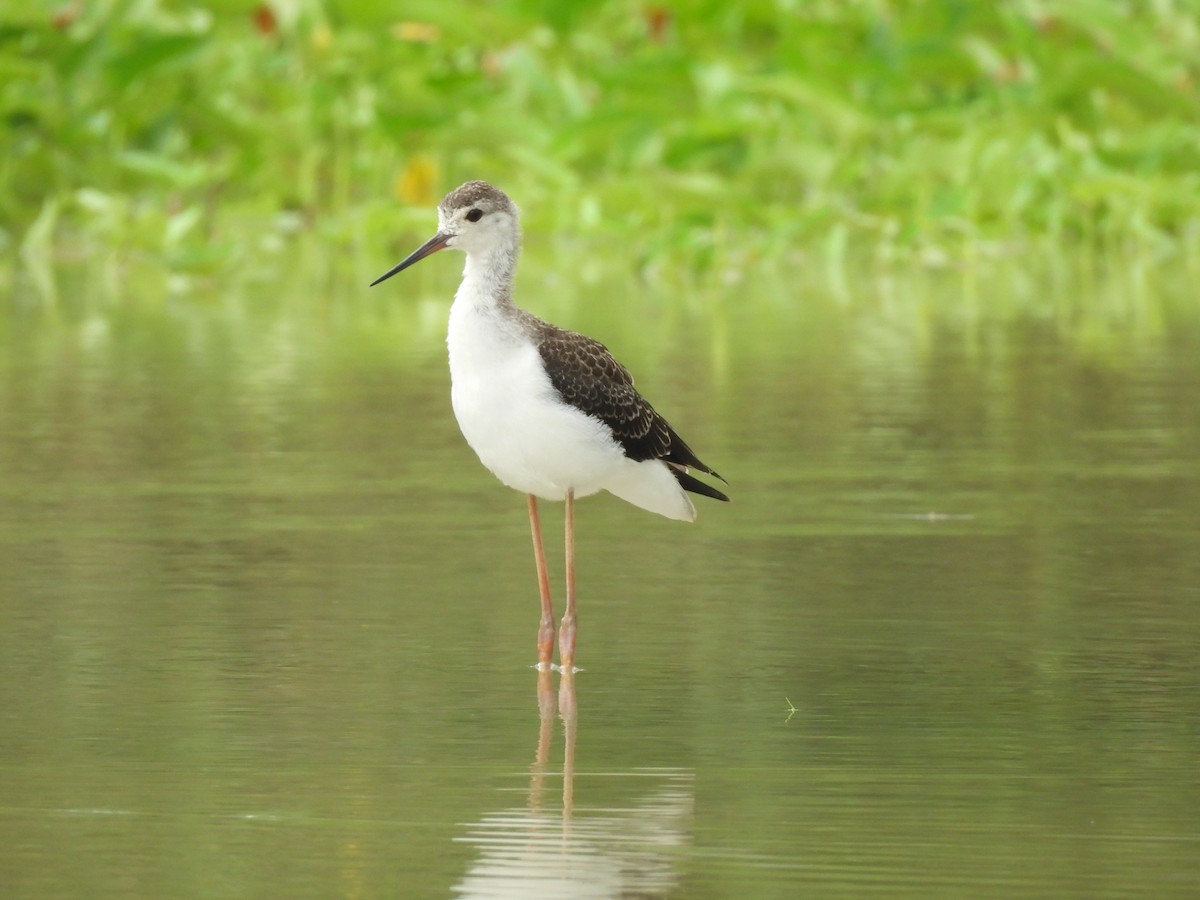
[1,256,1198,897]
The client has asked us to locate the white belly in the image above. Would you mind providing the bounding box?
[448,309,623,500]
[445,298,697,521]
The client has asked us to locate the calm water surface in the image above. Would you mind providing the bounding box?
[1,258,1198,897]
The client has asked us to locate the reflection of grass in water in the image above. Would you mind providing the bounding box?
[2,2,1199,278]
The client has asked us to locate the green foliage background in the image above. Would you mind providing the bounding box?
[3,0,1200,277]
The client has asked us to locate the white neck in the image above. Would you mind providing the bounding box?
[455,241,519,312]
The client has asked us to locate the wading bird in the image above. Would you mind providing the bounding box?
[371,181,727,671]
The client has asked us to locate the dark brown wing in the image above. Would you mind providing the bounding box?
[534,324,727,499]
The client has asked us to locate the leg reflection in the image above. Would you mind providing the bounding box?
[455,674,691,898]
[529,669,576,818]
[559,670,577,820]
[529,667,556,814]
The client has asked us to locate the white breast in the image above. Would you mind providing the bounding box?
[446,299,625,500]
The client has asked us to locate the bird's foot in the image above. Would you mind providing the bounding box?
[531,662,583,673]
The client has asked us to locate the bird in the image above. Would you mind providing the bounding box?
[371,181,727,671]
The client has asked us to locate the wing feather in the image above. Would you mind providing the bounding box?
[532,323,727,499]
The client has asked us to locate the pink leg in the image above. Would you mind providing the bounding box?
[559,488,578,671]
[528,495,555,669]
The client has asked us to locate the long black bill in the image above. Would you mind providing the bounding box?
[370,232,451,286]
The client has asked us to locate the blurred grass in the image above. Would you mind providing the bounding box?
[2,0,1199,281]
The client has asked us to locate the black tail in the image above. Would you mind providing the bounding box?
[673,467,730,503]
[664,424,728,486]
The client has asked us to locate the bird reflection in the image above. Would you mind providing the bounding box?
[451,673,693,899]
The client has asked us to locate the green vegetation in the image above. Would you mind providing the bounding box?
[2,0,1200,281]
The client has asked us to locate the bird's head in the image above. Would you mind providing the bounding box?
[371,181,520,286]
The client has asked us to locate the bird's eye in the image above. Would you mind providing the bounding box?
[466,208,483,222]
